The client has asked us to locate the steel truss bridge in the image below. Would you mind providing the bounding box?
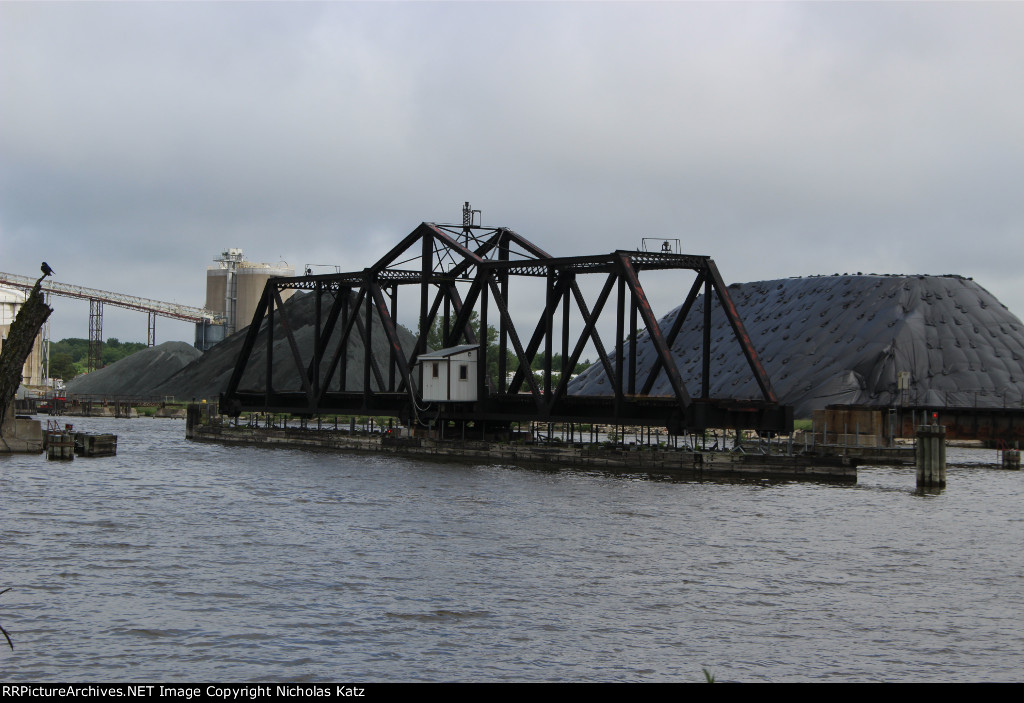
[222,210,793,434]
[0,272,215,372]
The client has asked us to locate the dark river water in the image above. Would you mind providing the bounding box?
[1,417,1022,682]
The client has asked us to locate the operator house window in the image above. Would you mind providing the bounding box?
[432,362,439,378]
[459,364,468,381]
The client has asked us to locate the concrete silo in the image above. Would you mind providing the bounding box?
[204,249,295,341]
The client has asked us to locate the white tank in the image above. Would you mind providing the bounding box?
[206,250,294,336]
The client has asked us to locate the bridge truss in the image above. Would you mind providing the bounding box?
[221,215,792,434]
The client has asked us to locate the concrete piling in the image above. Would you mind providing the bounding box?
[916,424,947,487]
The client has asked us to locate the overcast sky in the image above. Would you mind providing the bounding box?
[2,1,1023,347]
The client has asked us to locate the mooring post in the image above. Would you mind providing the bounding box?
[185,403,200,439]
[916,424,947,487]
[1002,448,1020,470]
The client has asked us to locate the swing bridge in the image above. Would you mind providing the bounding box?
[220,206,792,436]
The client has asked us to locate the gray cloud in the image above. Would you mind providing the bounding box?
[2,2,1023,344]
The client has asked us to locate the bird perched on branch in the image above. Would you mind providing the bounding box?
[40,262,55,278]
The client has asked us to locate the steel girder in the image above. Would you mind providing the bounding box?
[221,221,790,433]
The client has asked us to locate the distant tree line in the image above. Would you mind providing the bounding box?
[48,338,146,381]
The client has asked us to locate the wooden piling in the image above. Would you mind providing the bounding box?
[1002,449,1020,470]
[916,424,946,487]
[46,432,75,461]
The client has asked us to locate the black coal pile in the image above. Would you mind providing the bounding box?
[568,274,1024,417]
[152,290,418,401]
[65,341,202,396]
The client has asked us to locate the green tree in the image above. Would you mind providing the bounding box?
[101,338,145,366]
[49,338,89,364]
[49,352,77,381]
[49,337,146,371]
[418,312,519,383]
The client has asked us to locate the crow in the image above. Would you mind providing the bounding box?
[41,262,55,278]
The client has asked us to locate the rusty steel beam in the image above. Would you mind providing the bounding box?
[487,275,544,411]
[617,254,690,406]
[705,259,777,403]
[370,284,415,397]
[273,287,314,404]
[320,287,367,395]
[567,275,619,403]
[222,285,270,410]
[641,273,704,396]
[505,275,569,395]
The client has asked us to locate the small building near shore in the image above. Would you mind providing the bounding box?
[418,345,479,402]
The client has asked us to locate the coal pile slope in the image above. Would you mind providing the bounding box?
[153,290,418,401]
[568,274,1024,417]
[65,341,202,397]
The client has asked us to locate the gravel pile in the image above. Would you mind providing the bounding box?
[66,341,202,397]
[568,274,1024,417]
[153,290,418,401]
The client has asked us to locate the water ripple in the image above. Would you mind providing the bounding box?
[1,417,1022,681]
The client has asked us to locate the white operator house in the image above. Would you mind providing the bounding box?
[417,345,479,403]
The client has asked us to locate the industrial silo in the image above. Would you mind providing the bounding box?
[205,249,294,338]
